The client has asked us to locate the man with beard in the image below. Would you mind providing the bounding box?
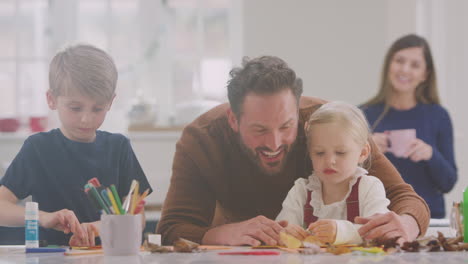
[156,56,429,246]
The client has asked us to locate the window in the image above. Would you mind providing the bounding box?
[0,0,49,129]
[0,0,236,132]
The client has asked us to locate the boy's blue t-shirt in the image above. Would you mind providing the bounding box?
[0,128,152,245]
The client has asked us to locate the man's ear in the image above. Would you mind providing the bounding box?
[46,90,57,110]
[359,142,371,164]
[227,108,239,132]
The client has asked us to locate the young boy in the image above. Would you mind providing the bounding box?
[0,44,152,246]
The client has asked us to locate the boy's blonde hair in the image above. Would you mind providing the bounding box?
[49,44,118,103]
[305,101,372,168]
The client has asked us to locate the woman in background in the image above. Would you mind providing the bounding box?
[361,34,457,219]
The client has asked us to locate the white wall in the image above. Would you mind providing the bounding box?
[241,0,467,214]
[430,0,468,211]
[242,0,388,104]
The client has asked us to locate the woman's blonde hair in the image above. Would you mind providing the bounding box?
[49,44,118,103]
[362,34,440,130]
[305,101,372,169]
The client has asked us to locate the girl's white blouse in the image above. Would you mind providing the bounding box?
[276,167,390,244]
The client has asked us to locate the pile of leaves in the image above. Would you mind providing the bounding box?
[365,232,468,253]
[144,237,203,253]
[280,230,468,255]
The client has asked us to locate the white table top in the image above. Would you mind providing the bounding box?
[1,246,468,264]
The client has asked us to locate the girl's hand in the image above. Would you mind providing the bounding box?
[307,219,337,244]
[372,132,389,153]
[283,223,309,241]
[404,138,433,162]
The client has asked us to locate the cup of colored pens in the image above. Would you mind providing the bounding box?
[84,178,148,215]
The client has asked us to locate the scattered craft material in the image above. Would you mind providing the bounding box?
[143,241,172,253]
[303,235,324,248]
[173,238,202,252]
[300,244,321,255]
[280,231,302,249]
[144,238,203,253]
[218,251,280,256]
[143,231,468,256]
[325,243,352,255]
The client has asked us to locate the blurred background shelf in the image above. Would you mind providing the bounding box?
[127,124,184,132]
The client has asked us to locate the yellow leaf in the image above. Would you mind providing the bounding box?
[280,231,302,249]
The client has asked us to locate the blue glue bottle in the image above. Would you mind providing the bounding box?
[25,202,39,248]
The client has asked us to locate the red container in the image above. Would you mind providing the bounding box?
[29,116,47,132]
[0,118,20,132]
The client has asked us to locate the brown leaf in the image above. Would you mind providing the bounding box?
[143,240,173,253]
[173,238,201,253]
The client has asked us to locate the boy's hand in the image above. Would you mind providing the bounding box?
[307,219,337,244]
[69,222,99,247]
[40,209,85,238]
[283,223,309,242]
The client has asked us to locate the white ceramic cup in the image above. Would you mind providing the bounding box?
[100,214,142,256]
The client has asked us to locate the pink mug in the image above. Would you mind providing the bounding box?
[387,129,416,158]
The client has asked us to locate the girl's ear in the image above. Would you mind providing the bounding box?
[46,90,57,110]
[359,142,371,164]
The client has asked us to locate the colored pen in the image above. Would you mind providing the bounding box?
[130,181,140,214]
[26,247,66,253]
[132,188,150,214]
[123,180,137,214]
[70,246,102,250]
[133,200,146,214]
[88,177,101,187]
[84,188,102,214]
[136,188,150,206]
[106,187,120,215]
[100,189,115,214]
[89,186,110,214]
[110,185,125,214]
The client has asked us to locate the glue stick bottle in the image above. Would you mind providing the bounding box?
[25,202,39,248]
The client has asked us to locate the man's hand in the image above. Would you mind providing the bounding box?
[40,209,85,239]
[307,219,337,244]
[69,222,99,247]
[356,212,419,244]
[202,215,287,246]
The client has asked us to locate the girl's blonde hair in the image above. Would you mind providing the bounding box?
[305,101,372,169]
[49,44,118,103]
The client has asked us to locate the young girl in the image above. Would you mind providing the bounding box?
[276,101,390,245]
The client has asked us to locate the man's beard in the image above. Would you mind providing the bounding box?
[236,134,295,176]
